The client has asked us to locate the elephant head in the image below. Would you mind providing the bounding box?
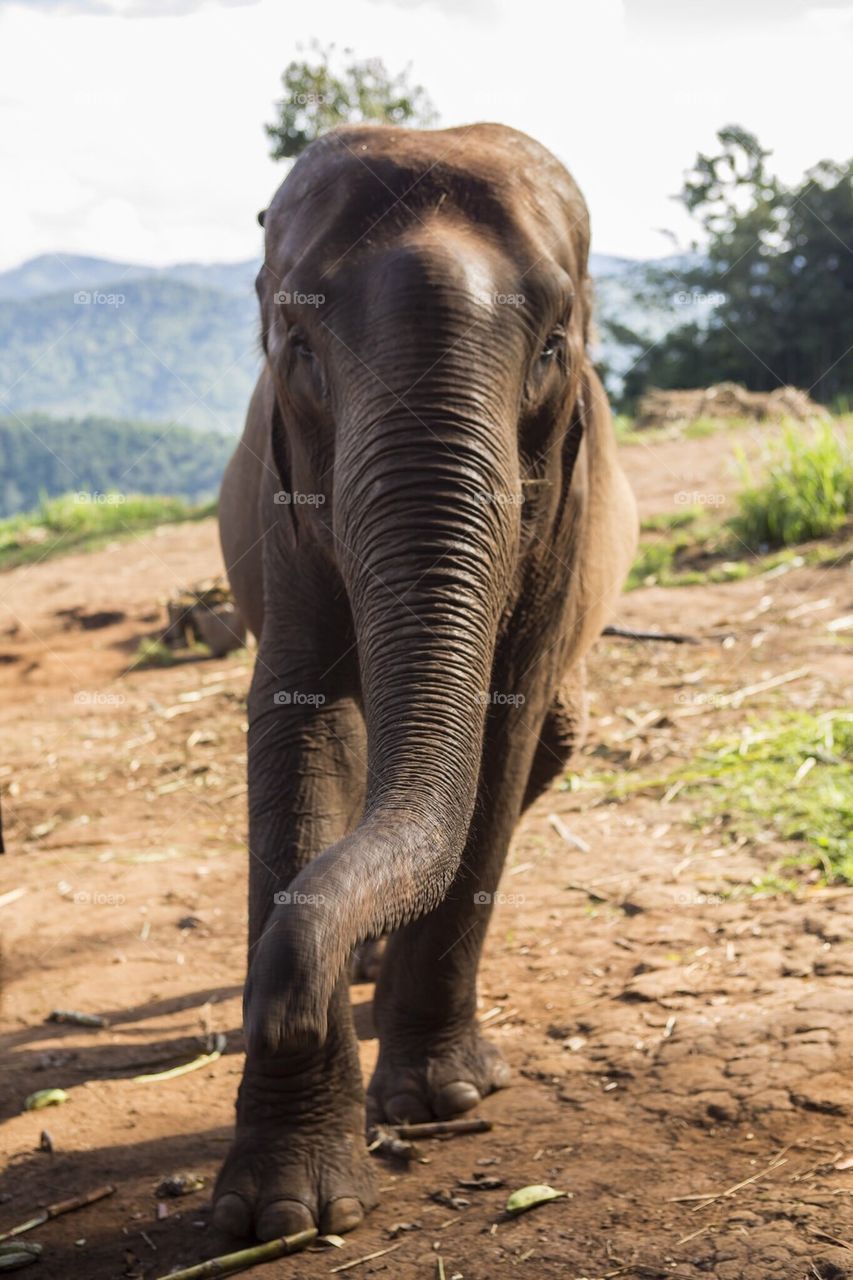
[248,124,594,1049]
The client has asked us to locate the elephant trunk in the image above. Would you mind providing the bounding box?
[247,399,520,1053]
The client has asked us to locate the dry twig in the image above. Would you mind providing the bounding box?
[0,1185,115,1242]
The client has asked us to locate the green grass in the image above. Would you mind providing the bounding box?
[731,421,853,549]
[627,536,847,591]
[627,419,853,589]
[576,712,853,886]
[640,508,705,533]
[0,492,217,570]
[131,638,180,669]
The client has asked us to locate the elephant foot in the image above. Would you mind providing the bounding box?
[213,1065,377,1240]
[367,1022,511,1125]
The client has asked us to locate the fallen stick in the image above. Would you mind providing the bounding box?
[330,1243,402,1273]
[689,1156,788,1212]
[807,1227,853,1252]
[392,1118,492,1139]
[47,1009,107,1029]
[154,1229,317,1279]
[367,1125,415,1161]
[548,813,591,854]
[134,1033,225,1083]
[0,1184,115,1242]
[603,625,700,645]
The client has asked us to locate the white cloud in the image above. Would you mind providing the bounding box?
[0,0,259,13]
[0,0,850,269]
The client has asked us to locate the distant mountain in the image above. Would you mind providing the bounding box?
[588,252,641,278]
[0,253,258,301]
[0,275,260,433]
[0,250,696,434]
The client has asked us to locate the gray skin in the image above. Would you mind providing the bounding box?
[215,122,638,1242]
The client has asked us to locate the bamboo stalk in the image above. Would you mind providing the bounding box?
[154,1229,318,1279]
[392,1118,492,1138]
[134,1034,225,1083]
[0,1185,115,1242]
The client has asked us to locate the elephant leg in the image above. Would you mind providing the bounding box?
[522,661,588,811]
[213,633,376,1240]
[366,682,557,1125]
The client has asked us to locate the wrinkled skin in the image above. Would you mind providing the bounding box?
[215,123,638,1240]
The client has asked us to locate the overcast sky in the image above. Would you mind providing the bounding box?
[1,0,850,270]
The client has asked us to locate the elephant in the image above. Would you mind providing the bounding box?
[214,122,638,1241]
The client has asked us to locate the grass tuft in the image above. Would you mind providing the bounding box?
[585,712,853,886]
[0,493,216,570]
[730,421,853,549]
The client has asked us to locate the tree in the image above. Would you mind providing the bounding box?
[619,127,853,407]
[266,41,438,161]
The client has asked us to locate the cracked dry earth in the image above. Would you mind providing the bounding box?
[1,426,852,1280]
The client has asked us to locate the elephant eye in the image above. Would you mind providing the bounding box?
[289,327,315,360]
[540,326,565,362]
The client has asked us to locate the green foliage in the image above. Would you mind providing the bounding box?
[673,713,853,884]
[625,418,852,587]
[267,41,437,160]
[585,712,853,885]
[0,414,233,519]
[620,126,853,405]
[132,638,180,669]
[731,421,853,548]
[0,491,215,570]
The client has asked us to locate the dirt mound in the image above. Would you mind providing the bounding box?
[636,381,828,429]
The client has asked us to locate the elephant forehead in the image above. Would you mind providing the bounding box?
[360,235,500,311]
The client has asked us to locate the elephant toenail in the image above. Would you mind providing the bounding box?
[212,1192,253,1238]
[256,1198,315,1241]
[322,1197,364,1234]
[434,1080,481,1118]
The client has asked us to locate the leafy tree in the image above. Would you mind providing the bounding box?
[266,41,438,160]
[619,126,853,407]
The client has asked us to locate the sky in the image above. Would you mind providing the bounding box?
[1,0,851,271]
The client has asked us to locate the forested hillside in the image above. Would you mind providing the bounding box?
[0,414,234,517]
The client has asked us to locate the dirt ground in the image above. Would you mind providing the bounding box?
[1,426,852,1280]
